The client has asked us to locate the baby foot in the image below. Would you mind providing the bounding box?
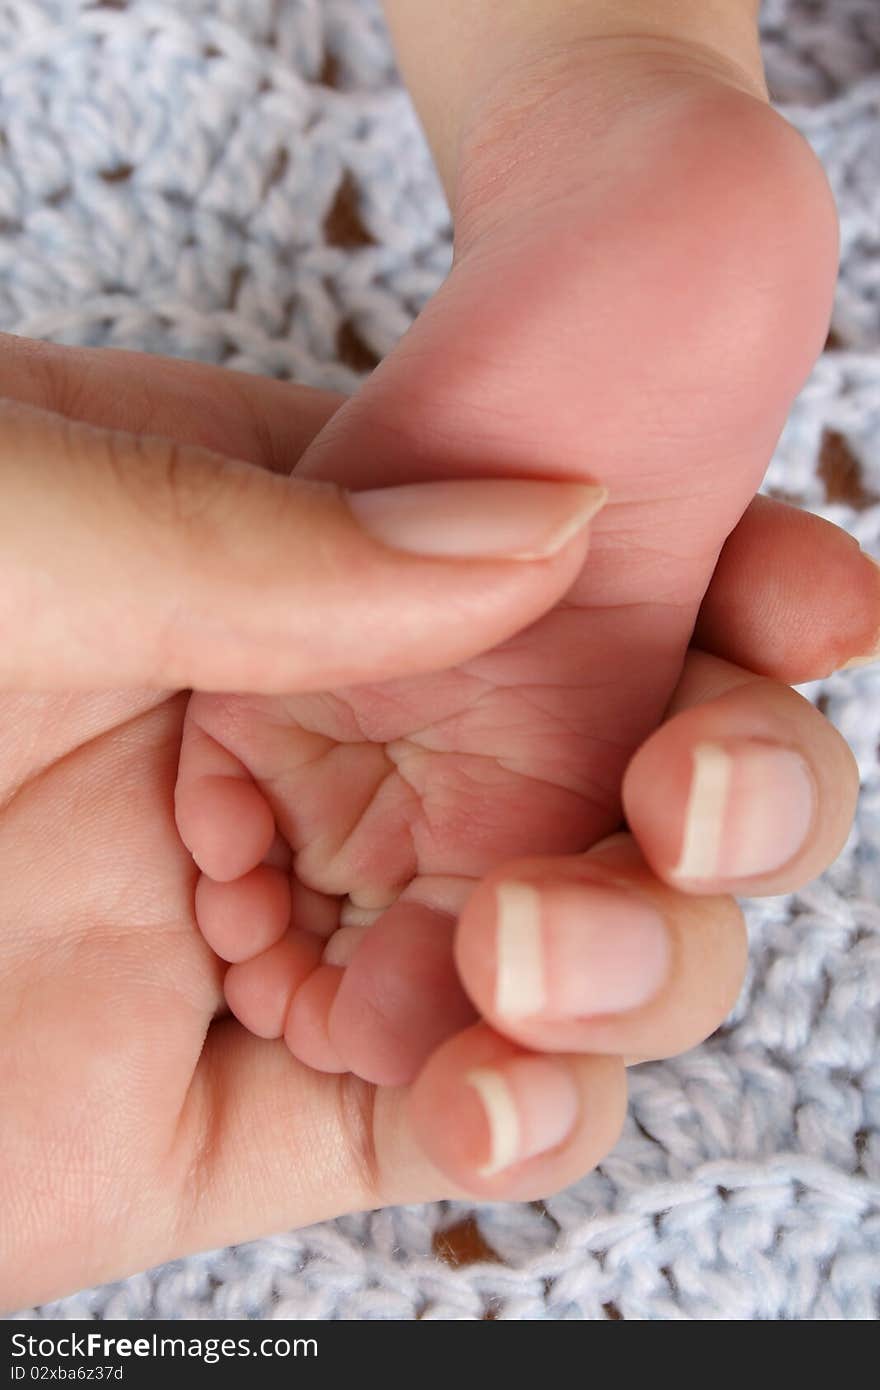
[176,41,837,1085]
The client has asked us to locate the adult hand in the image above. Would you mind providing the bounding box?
[0,335,873,1308]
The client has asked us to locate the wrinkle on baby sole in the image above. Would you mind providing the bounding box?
[294,742,420,905]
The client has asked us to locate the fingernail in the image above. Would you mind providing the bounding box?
[494,880,670,1021]
[672,740,815,882]
[842,553,880,669]
[466,1058,580,1177]
[348,479,607,560]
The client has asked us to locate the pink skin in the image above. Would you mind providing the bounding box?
[408,1023,627,1200]
[328,906,478,1085]
[175,73,838,1085]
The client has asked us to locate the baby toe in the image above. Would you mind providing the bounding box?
[195,865,291,963]
[328,902,478,1087]
[224,929,323,1040]
[175,720,276,889]
[284,964,348,1074]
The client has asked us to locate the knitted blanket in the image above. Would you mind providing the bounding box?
[3,0,879,1320]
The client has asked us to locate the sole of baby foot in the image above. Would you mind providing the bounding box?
[176,47,838,1087]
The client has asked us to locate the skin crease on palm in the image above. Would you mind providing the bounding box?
[1,3,874,1311]
[176,39,841,1085]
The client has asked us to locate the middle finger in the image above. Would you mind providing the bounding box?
[454,830,746,1062]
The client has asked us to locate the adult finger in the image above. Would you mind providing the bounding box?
[0,331,344,473]
[0,397,604,691]
[623,648,860,897]
[3,337,877,683]
[454,831,746,1063]
[693,492,880,681]
[452,651,857,1062]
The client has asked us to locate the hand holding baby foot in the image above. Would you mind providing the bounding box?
[176,0,843,1085]
[0,338,603,1306]
[0,336,871,1308]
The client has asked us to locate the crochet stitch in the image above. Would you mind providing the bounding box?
[2,0,878,1321]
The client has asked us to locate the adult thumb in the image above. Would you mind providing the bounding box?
[0,399,605,691]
